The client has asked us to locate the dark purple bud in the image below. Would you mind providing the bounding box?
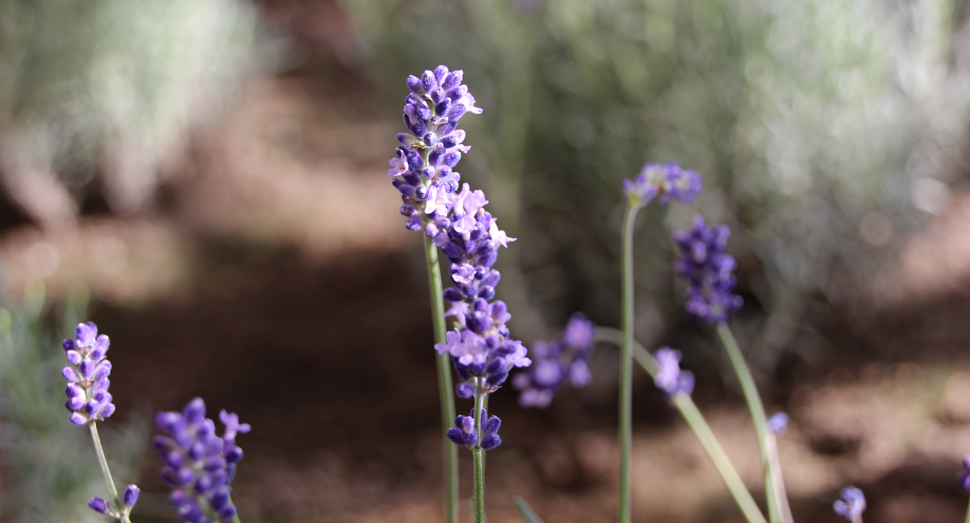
[442,151,461,168]
[400,205,417,217]
[79,359,94,379]
[187,441,205,460]
[416,103,432,121]
[486,371,509,388]
[414,185,429,201]
[402,170,421,186]
[194,474,212,494]
[178,502,204,523]
[163,449,184,468]
[204,456,227,472]
[225,445,244,464]
[456,382,475,399]
[477,286,495,300]
[123,485,140,507]
[170,490,192,506]
[435,98,452,117]
[405,217,423,231]
[446,427,467,446]
[443,288,465,302]
[407,75,423,94]
[480,433,501,450]
[437,122,457,136]
[421,70,436,92]
[446,104,467,122]
[217,505,237,522]
[433,65,449,83]
[485,358,506,375]
[62,338,76,352]
[423,132,438,146]
[88,498,110,515]
[66,397,85,411]
[182,398,206,424]
[407,151,424,171]
[210,486,231,510]
[446,86,465,102]
[429,88,445,104]
[442,70,463,90]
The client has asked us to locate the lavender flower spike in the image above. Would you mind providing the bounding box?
[673,214,743,324]
[62,322,115,425]
[652,347,695,397]
[153,398,250,523]
[622,162,702,207]
[833,486,866,521]
[514,313,596,408]
[959,455,970,491]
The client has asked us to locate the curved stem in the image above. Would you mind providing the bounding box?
[596,327,768,523]
[423,234,459,523]
[618,204,639,523]
[716,323,782,523]
[89,423,132,523]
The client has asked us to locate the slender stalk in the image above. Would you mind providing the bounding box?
[765,433,793,523]
[716,322,781,523]
[966,497,970,523]
[596,327,768,523]
[89,423,132,523]
[618,204,639,523]
[473,382,486,523]
[423,233,459,523]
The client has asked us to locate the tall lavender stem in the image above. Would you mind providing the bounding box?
[472,379,486,523]
[618,203,638,523]
[89,424,132,523]
[716,323,781,523]
[424,233,459,523]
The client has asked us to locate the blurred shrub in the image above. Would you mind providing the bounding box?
[0,282,146,523]
[342,0,970,363]
[0,0,262,221]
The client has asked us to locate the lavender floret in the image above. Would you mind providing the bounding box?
[833,486,866,521]
[153,398,250,523]
[513,313,596,408]
[960,455,970,491]
[767,412,789,435]
[673,214,743,324]
[652,347,695,398]
[623,162,702,207]
[445,408,502,450]
[62,322,115,425]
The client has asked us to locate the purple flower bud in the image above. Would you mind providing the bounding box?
[767,412,789,435]
[124,485,140,507]
[62,366,80,383]
[833,486,866,521]
[65,350,82,365]
[88,498,110,514]
[456,382,475,399]
[70,412,87,425]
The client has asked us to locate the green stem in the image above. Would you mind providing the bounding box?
[89,423,132,523]
[596,327,768,523]
[618,204,639,523]
[473,382,486,523]
[423,234,459,523]
[966,496,970,523]
[715,322,781,523]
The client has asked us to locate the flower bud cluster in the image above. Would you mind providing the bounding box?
[673,214,743,324]
[513,313,596,408]
[387,64,481,233]
[88,486,139,520]
[445,408,501,451]
[622,162,702,207]
[152,398,250,523]
[652,347,695,398]
[61,322,115,425]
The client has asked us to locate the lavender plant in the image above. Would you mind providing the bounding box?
[152,398,249,523]
[388,65,524,523]
[60,322,138,523]
[833,486,866,523]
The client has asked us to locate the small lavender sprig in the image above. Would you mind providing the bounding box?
[673,214,743,324]
[652,347,695,398]
[513,313,596,408]
[446,408,501,451]
[153,398,250,523]
[834,486,866,523]
[61,322,137,523]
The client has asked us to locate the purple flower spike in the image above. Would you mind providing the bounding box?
[154,398,248,523]
[833,486,866,521]
[514,313,597,408]
[673,215,743,324]
[767,412,789,435]
[652,347,695,398]
[623,162,702,207]
[61,322,115,425]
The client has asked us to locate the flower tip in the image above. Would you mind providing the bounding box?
[767,412,789,435]
[88,498,110,514]
[124,485,140,507]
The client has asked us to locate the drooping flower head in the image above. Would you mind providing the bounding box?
[445,408,501,451]
[833,486,866,521]
[652,347,695,398]
[623,162,702,208]
[88,486,139,520]
[62,322,115,425]
[152,398,250,523]
[513,313,597,408]
[673,214,743,324]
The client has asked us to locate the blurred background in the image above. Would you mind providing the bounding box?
[2,0,970,521]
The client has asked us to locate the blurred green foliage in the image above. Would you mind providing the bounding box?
[343,0,968,359]
[0,0,261,214]
[0,282,146,523]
